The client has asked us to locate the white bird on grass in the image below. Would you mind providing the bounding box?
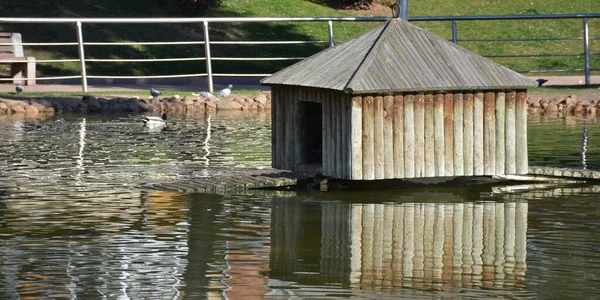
[142,113,167,127]
[195,91,215,98]
[217,84,233,97]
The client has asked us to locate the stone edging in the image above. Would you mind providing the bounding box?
[0,92,272,116]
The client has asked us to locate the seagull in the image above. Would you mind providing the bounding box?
[150,88,161,99]
[217,84,233,97]
[536,79,548,87]
[15,83,23,95]
[142,113,167,127]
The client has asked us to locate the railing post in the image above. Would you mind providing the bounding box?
[583,17,590,85]
[203,21,214,93]
[328,21,334,47]
[452,20,458,44]
[76,21,88,92]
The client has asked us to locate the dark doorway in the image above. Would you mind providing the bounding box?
[300,101,322,165]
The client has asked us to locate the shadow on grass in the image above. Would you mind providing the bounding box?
[0,1,328,78]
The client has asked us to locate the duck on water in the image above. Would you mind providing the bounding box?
[142,113,167,127]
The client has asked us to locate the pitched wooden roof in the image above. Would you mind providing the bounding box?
[261,19,537,93]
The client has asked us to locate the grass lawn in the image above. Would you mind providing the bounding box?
[0,0,598,78]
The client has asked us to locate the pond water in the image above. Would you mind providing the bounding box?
[0,112,599,299]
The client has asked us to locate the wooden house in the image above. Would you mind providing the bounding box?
[261,18,537,180]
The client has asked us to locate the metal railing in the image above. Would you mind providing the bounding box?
[0,13,598,92]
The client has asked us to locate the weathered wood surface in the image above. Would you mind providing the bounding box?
[453,93,464,176]
[393,95,404,178]
[516,90,528,174]
[505,91,517,174]
[444,93,454,176]
[414,94,425,177]
[362,96,375,180]
[148,168,311,194]
[424,94,435,177]
[384,96,395,178]
[495,92,506,175]
[351,96,363,179]
[473,92,484,175]
[404,94,415,178]
[374,96,385,179]
[484,92,496,175]
[433,93,445,177]
[463,93,474,176]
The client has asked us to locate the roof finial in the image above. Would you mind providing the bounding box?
[392,0,408,21]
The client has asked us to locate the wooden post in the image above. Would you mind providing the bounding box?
[444,93,454,176]
[484,91,496,175]
[495,92,506,174]
[473,92,484,175]
[351,96,363,180]
[404,94,415,178]
[295,88,305,168]
[516,90,528,174]
[505,91,516,174]
[434,93,445,176]
[453,93,464,176]
[384,96,395,179]
[424,94,435,177]
[393,95,404,178]
[463,93,474,176]
[335,94,343,178]
[271,87,279,169]
[323,90,331,176]
[414,94,425,177]
[362,96,375,180]
[286,88,295,170]
[374,96,385,179]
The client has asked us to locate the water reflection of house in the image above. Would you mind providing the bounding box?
[271,197,528,292]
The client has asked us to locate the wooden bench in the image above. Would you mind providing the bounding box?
[0,33,36,85]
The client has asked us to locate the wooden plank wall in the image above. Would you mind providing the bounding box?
[348,90,528,180]
[271,87,528,180]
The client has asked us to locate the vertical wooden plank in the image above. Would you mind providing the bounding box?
[322,90,330,176]
[351,96,363,180]
[516,90,528,174]
[278,87,287,170]
[341,94,349,179]
[328,92,335,177]
[374,96,385,180]
[271,86,278,169]
[495,92,506,175]
[463,93,474,176]
[453,93,464,176]
[473,92,484,175]
[393,95,404,178]
[403,94,415,178]
[444,93,454,176]
[335,94,342,178]
[505,91,516,174]
[383,95,395,179]
[286,88,295,170]
[424,94,435,177]
[362,96,375,180]
[433,93,445,176]
[414,94,425,177]
[484,91,496,175]
[295,88,305,168]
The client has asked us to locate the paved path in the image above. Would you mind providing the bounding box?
[1,76,599,94]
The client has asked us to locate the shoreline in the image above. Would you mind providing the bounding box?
[2,91,600,117]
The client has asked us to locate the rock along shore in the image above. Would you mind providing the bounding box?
[2,92,600,117]
[0,92,271,116]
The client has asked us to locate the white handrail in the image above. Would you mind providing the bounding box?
[0,14,597,91]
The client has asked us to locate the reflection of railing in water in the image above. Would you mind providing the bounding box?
[271,199,528,292]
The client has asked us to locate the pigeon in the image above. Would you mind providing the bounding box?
[150,88,161,98]
[217,84,233,97]
[536,79,548,87]
[196,91,215,98]
[15,83,23,95]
